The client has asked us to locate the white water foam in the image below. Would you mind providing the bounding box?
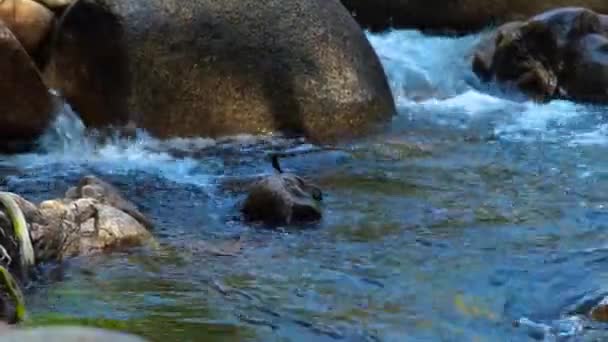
[0,103,216,187]
[368,29,608,145]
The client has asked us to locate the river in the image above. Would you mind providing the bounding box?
[1,29,608,341]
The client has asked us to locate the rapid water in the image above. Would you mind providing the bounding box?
[2,29,608,341]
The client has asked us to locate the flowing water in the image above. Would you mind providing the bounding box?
[2,30,608,341]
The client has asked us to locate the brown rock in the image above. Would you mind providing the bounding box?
[44,0,395,143]
[1,177,154,262]
[58,201,152,259]
[0,20,54,151]
[340,0,608,33]
[590,297,608,322]
[471,7,608,103]
[65,175,152,229]
[242,173,323,226]
[0,0,54,55]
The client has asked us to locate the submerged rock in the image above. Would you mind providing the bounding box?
[340,0,608,33]
[472,7,608,103]
[242,173,323,226]
[0,326,148,341]
[0,20,54,152]
[44,0,395,143]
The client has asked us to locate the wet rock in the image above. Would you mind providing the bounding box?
[590,297,608,322]
[0,20,54,152]
[60,200,152,259]
[340,0,608,33]
[65,175,153,229]
[0,0,54,55]
[32,199,152,261]
[472,7,608,103]
[0,177,154,263]
[0,326,148,341]
[242,173,323,226]
[44,0,395,143]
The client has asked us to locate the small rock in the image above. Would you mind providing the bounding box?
[66,176,153,229]
[242,173,323,226]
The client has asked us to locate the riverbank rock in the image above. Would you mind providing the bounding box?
[44,0,395,143]
[34,198,152,261]
[0,326,148,341]
[242,173,323,226]
[0,0,54,55]
[0,176,153,262]
[65,175,153,229]
[472,7,608,103]
[340,0,608,33]
[0,21,54,152]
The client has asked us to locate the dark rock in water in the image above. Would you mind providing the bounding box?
[340,0,608,33]
[0,326,148,341]
[43,0,395,143]
[242,173,323,226]
[590,297,608,322]
[472,7,608,103]
[0,21,54,152]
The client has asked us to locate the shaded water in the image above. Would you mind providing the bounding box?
[2,30,608,341]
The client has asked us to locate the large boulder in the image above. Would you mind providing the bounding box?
[0,20,54,152]
[340,0,608,33]
[242,173,323,226]
[43,0,395,143]
[472,7,608,103]
[0,0,54,55]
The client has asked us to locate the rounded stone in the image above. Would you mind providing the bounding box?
[44,0,395,143]
[0,0,54,55]
[0,21,54,151]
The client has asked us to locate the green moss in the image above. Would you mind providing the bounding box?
[0,193,35,269]
[0,265,25,322]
